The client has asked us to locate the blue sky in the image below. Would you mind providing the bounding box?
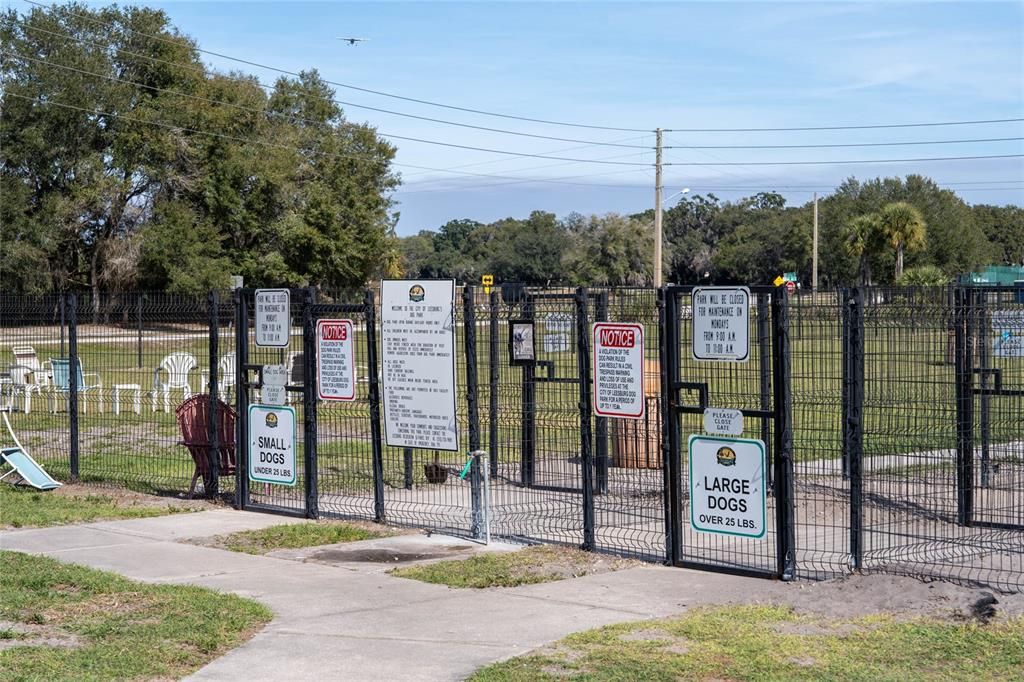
[14,1,1024,233]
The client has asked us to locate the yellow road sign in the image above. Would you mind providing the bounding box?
[482,274,494,286]
[773,275,785,287]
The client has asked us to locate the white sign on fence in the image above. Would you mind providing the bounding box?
[543,333,570,353]
[704,407,744,436]
[692,286,750,362]
[992,310,1024,358]
[248,404,296,485]
[381,280,459,451]
[254,289,290,348]
[261,385,287,406]
[544,312,573,332]
[689,435,766,539]
[263,364,287,386]
[317,319,356,401]
[593,322,645,419]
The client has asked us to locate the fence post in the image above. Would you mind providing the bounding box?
[59,293,65,357]
[520,294,536,486]
[846,288,865,570]
[594,291,609,494]
[954,286,974,526]
[575,287,596,551]
[658,287,680,565]
[234,288,249,510]
[207,290,220,498]
[488,289,500,476]
[302,288,319,519]
[136,292,143,368]
[365,289,386,522]
[757,292,773,487]
[463,286,480,453]
[771,287,797,580]
[67,294,79,483]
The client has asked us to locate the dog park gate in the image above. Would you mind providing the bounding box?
[957,285,1024,532]
[661,286,795,580]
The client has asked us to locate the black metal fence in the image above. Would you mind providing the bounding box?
[1,284,1020,592]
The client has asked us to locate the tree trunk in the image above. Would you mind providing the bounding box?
[895,243,904,281]
[91,249,100,324]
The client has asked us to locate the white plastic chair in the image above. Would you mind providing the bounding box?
[200,351,237,402]
[7,347,50,414]
[149,352,198,413]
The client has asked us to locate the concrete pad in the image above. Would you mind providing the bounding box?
[90,509,309,540]
[187,630,513,682]
[0,525,137,554]
[269,533,521,574]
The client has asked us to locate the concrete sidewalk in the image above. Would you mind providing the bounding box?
[0,510,767,681]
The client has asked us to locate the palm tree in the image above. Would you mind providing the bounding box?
[843,214,882,285]
[878,202,926,281]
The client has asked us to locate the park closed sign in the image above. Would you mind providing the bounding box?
[692,286,750,362]
[689,434,766,539]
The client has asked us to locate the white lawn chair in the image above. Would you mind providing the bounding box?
[7,347,51,414]
[200,351,237,402]
[149,352,198,413]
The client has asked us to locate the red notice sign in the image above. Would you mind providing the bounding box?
[317,319,356,401]
[592,322,645,419]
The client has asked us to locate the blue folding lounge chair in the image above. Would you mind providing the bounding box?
[0,409,61,490]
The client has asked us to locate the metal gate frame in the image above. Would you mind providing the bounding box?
[661,285,796,580]
[956,284,1024,531]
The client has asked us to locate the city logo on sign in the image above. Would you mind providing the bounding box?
[409,285,425,302]
[716,446,736,467]
[265,412,278,428]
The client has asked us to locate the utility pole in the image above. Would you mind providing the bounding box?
[812,191,819,294]
[653,128,663,287]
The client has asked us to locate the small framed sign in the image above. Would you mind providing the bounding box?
[509,319,536,365]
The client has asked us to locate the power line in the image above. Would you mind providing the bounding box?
[664,118,1024,133]
[663,154,1023,167]
[665,137,1024,150]
[2,92,657,189]
[18,0,651,133]
[1,49,653,166]
[17,1,1024,136]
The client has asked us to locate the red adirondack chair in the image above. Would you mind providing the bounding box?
[175,394,237,498]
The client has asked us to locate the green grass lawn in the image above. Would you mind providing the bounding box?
[0,551,272,681]
[202,520,391,554]
[471,604,1024,681]
[0,485,202,529]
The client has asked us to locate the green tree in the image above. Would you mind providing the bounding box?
[563,213,652,285]
[972,204,1024,265]
[842,214,883,285]
[878,201,926,280]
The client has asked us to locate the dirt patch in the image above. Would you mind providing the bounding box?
[761,573,1024,624]
[522,546,641,581]
[619,627,670,642]
[310,546,472,564]
[50,484,215,512]
[42,591,158,623]
[0,620,81,651]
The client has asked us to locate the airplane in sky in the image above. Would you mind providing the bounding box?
[337,37,368,46]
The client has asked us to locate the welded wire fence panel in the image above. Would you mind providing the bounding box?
[237,289,309,515]
[375,283,473,536]
[589,287,666,561]
[479,288,585,547]
[314,293,378,522]
[788,291,851,579]
[0,294,69,474]
[667,287,780,576]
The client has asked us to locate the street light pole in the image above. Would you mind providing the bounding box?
[653,128,663,287]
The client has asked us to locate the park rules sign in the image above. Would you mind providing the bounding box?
[688,435,766,539]
[248,404,297,486]
[593,323,645,419]
[692,286,750,362]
